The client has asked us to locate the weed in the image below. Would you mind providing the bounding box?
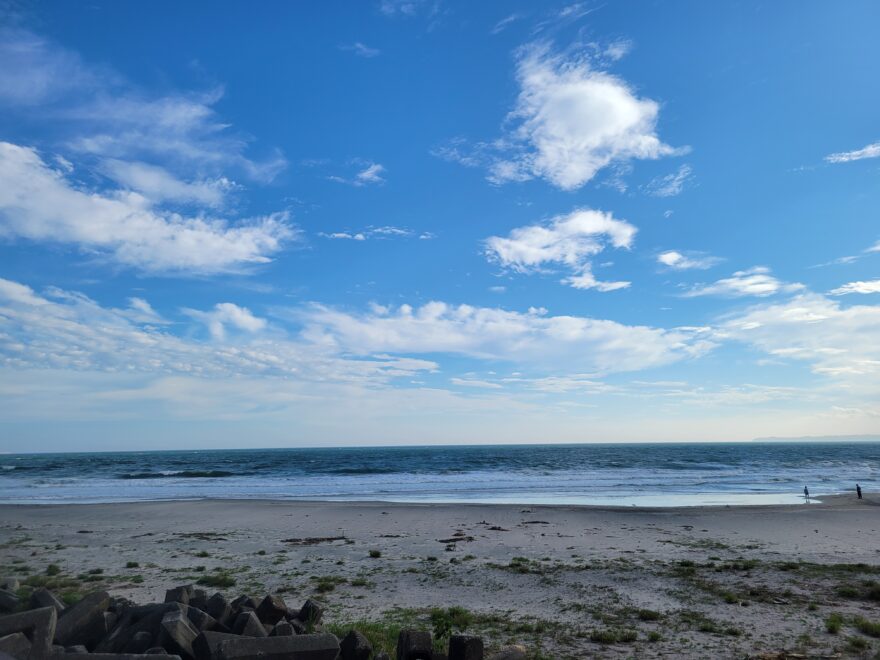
[826,613,844,634]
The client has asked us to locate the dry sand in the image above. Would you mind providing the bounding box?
[2,495,879,658]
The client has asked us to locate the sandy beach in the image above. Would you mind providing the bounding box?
[2,495,879,658]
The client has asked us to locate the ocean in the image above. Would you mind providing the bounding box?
[0,442,877,506]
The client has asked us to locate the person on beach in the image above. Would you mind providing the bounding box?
[857,484,862,499]
[804,486,810,500]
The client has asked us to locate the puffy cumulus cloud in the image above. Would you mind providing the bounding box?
[300,300,714,375]
[489,43,678,190]
[657,250,721,271]
[0,278,436,384]
[825,141,880,164]
[684,267,803,298]
[184,303,267,340]
[484,208,636,291]
[830,280,880,295]
[0,142,295,274]
[719,293,880,377]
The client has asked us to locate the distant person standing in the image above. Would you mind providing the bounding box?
[857,484,862,499]
[804,486,810,500]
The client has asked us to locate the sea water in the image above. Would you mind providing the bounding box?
[0,442,877,505]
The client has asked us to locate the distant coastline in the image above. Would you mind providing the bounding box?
[752,434,880,443]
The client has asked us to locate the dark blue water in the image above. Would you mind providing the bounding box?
[0,442,877,505]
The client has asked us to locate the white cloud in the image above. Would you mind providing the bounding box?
[450,377,503,389]
[356,163,386,185]
[829,280,880,295]
[488,43,678,190]
[328,162,386,186]
[645,164,693,197]
[300,300,714,375]
[484,208,635,291]
[184,303,267,340]
[0,278,436,384]
[825,141,880,164]
[319,226,419,241]
[720,293,880,377]
[657,250,721,271]
[0,27,102,106]
[99,159,235,208]
[684,267,803,298]
[0,142,294,274]
[869,241,880,253]
[341,42,381,58]
[0,28,286,184]
[491,13,522,34]
[319,232,367,241]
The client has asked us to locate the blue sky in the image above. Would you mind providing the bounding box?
[1,0,879,451]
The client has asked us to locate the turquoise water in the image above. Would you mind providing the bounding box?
[0,442,877,505]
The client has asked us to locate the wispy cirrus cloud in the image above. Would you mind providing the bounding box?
[484,208,636,291]
[644,164,694,197]
[328,162,387,186]
[340,42,381,58]
[684,267,803,298]
[0,142,295,274]
[318,226,430,241]
[825,141,880,164]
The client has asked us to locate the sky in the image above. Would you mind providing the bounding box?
[1,0,879,452]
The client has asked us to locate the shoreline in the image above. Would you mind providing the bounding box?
[0,491,869,510]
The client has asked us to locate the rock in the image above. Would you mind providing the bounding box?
[188,591,208,613]
[146,649,171,655]
[0,606,58,659]
[339,629,372,660]
[216,633,340,660]
[204,595,230,627]
[184,607,217,633]
[297,600,324,626]
[0,589,20,613]
[231,612,266,638]
[269,621,295,637]
[164,587,193,607]
[158,608,199,660]
[123,631,155,654]
[397,630,432,660]
[255,595,287,626]
[375,655,391,660]
[487,646,527,660]
[192,631,238,660]
[448,636,483,660]
[0,631,31,658]
[228,596,256,613]
[0,578,20,592]
[284,618,305,635]
[96,604,181,654]
[55,591,110,647]
[30,588,66,613]
[66,645,90,653]
[431,654,448,660]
